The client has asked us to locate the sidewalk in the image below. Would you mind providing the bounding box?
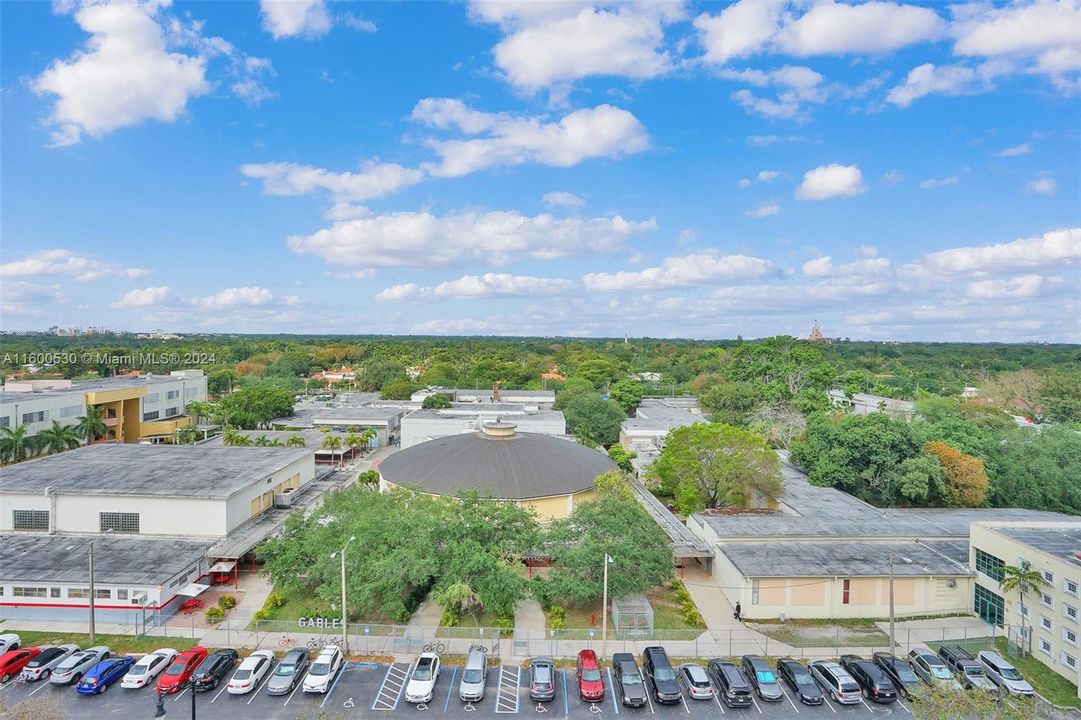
[680,564,793,656]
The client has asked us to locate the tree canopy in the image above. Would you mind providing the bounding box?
[564,393,625,446]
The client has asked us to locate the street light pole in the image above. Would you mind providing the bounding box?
[601,554,613,653]
[888,552,895,652]
[331,536,356,653]
[88,540,96,644]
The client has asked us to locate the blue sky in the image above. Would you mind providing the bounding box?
[1,0,1079,341]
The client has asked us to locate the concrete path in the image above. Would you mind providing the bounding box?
[228,573,273,625]
[405,600,443,633]
[680,564,795,656]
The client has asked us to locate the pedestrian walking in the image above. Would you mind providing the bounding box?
[734,602,742,622]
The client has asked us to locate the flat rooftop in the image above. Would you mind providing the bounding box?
[0,533,211,586]
[406,407,565,421]
[0,443,311,499]
[0,373,202,404]
[994,525,1081,568]
[719,540,972,578]
[201,429,356,450]
[272,403,403,427]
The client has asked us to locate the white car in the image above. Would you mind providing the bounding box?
[227,650,275,695]
[121,648,177,689]
[22,645,79,682]
[0,634,20,654]
[405,653,441,704]
[302,646,342,694]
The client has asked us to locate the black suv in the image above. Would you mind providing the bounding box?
[776,658,823,705]
[191,649,238,691]
[611,653,647,708]
[938,646,999,694]
[642,647,681,704]
[707,659,751,708]
[840,655,896,704]
[871,652,921,699]
[741,655,783,702]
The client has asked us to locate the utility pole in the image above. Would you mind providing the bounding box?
[88,540,96,644]
[888,552,895,653]
[332,536,356,653]
[601,554,613,653]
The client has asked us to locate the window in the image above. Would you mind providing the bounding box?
[1040,615,1053,632]
[21,410,47,424]
[1019,558,1031,571]
[95,589,111,599]
[50,587,60,598]
[1019,604,1029,618]
[1064,628,1077,646]
[1043,569,1055,585]
[975,585,1005,626]
[166,389,179,399]
[165,407,179,418]
[1063,653,1077,670]
[99,512,140,534]
[842,579,851,605]
[117,589,128,601]
[1041,592,1054,609]
[975,549,1005,582]
[12,509,49,531]
[751,579,760,605]
[142,411,159,421]
[185,387,198,398]
[12,586,47,598]
[0,416,8,428]
[1039,639,1052,656]
[1066,579,1078,597]
[145,393,160,404]
[68,588,89,598]
[59,404,82,418]
[1065,603,1078,622]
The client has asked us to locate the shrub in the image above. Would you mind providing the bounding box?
[252,609,269,621]
[495,617,514,631]
[205,606,225,624]
[265,592,285,609]
[218,594,237,610]
[440,609,459,627]
[548,605,565,624]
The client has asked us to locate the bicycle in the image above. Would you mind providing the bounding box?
[468,644,488,654]
[279,635,298,648]
[308,636,336,650]
[422,641,447,654]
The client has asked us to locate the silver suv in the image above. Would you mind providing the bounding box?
[977,651,1034,697]
[907,649,962,690]
[459,647,488,702]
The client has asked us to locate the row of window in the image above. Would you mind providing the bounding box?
[1037,616,1079,644]
[59,404,82,418]
[4,586,131,601]
[1039,569,1079,597]
[11,510,139,534]
[21,410,47,425]
[975,548,1005,582]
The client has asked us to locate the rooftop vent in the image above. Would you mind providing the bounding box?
[480,420,516,438]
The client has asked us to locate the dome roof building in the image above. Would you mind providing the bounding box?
[377,422,615,520]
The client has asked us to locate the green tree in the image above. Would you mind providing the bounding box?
[541,494,672,606]
[380,378,420,400]
[1040,371,1081,424]
[553,377,596,411]
[725,336,835,402]
[648,423,782,513]
[700,382,762,426]
[36,420,80,455]
[0,425,38,464]
[896,453,946,505]
[608,380,644,414]
[285,435,306,447]
[593,469,635,500]
[176,426,198,445]
[909,685,1037,720]
[746,403,805,449]
[1000,564,1049,658]
[607,445,637,475]
[421,393,452,410]
[75,404,107,444]
[564,394,625,446]
[218,384,294,428]
[185,400,212,425]
[987,426,1081,514]
[358,469,381,488]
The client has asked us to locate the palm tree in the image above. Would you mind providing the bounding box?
[253,435,272,447]
[357,427,377,453]
[285,435,306,448]
[37,421,81,455]
[343,432,363,461]
[75,405,107,444]
[176,426,198,445]
[222,427,251,447]
[0,425,37,464]
[185,400,211,425]
[1000,564,1049,657]
[321,435,343,467]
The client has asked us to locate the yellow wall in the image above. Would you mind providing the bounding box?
[140,415,193,439]
[381,480,593,522]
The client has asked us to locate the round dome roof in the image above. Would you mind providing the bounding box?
[378,429,616,500]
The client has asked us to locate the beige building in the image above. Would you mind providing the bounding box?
[969,521,1081,697]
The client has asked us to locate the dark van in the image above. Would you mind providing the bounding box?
[642,647,681,704]
[707,659,752,708]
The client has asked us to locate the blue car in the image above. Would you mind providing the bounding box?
[75,656,135,695]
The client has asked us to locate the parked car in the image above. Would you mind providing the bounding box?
[977,651,1034,697]
[0,648,41,684]
[677,663,713,700]
[405,652,440,703]
[611,653,647,708]
[707,659,752,709]
[808,660,862,705]
[459,647,488,702]
[741,655,783,702]
[156,646,208,694]
[529,657,555,702]
[121,648,177,689]
[21,645,79,682]
[75,656,135,695]
[642,646,681,704]
[576,649,604,702]
[0,634,20,654]
[227,650,274,695]
[302,645,343,694]
[776,658,824,705]
[872,652,922,699]
[266,648,310,696]
[51,646,111,687]
[908,649,962,690]
[192,648,238,691]
[840,655,897,703]
[938,646,998,694]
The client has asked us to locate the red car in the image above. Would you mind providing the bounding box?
[0,648,41,683]
[156,646,208,694]
[577,649,605,702]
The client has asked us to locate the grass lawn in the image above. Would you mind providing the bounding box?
[252,585,400,626]
[3,630,193,655]
[543,580,705,638]
[927,637,1080,709]
[747,617,889,648]
[443,610,505,628]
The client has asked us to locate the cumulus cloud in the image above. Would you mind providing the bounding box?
[886,62,1003,106]
[802,256,892,277]
[260,0,331,39]
[112,286,174,308]
[795,163,868,200]
[583,251,781,291]
[240,161,425,202]
[723,65,826,119]
[995,143,1032,157]
[919,176,960,189]
[738,169,785,187]
[965,274,1058,299]
[0,249,147,281]
[543,191,585,208]
[1025,173,1057,195]
[190,286,276,308]
[917,227,1081,274]
[289,210,656,269]
[881,170,906,186]
[1,282,65,317]
[376,273,576,303]
[745,202,781,218]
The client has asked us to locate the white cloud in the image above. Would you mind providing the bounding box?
[190,286,275,308]
[583,251,781,291]
[745,134,803,147]
[745,202,781,218]
[737,178,754,189]
[886,62,1004,106]
[470,2,681,92]
[965,274,1056,299]
[0,249,147,281]
[413,100,650,178]
[919,176,960,189]
[376,273,576,303]
[802,256,892,277]
[693,0,783,64]
[32,1,210,146]
[918,227,1081,274]
[723,64,825,119]
[260,0,331,39]
[543,191,585,208]
[881,170,906,186]
[240,161,425,202]
[737,169,784,187]
[342,15,377,33]
[995,143,1032,157]
[289,210,656,269]
[1,282,65,317]
[112,286,174,308]
[1025,173,1057,195]
[857,245,879,258]
[795,163,868,200]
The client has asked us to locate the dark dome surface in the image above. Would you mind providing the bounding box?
[378,429,616,500]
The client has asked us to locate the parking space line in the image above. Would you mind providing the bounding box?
[394,663,414,711]
[249,661,278,704]
[779,685,800,714]
[644,683,655,714]
[562,669,569,717]
[373,662,413,711]
[750,694,763,714]
[210,683,230,702]
[26,681,50,697]
[320,665,349,709]
[860,697,874,713]
[710,690,725,715]
[444,666,458,712]
[495,665,520,714]
[172,687,188,703]
[283,679,303,707]
[896,698,910,714]
[606,669,619,715]
[819,693,837,714]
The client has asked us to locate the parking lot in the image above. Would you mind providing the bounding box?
[0,658,923,720]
